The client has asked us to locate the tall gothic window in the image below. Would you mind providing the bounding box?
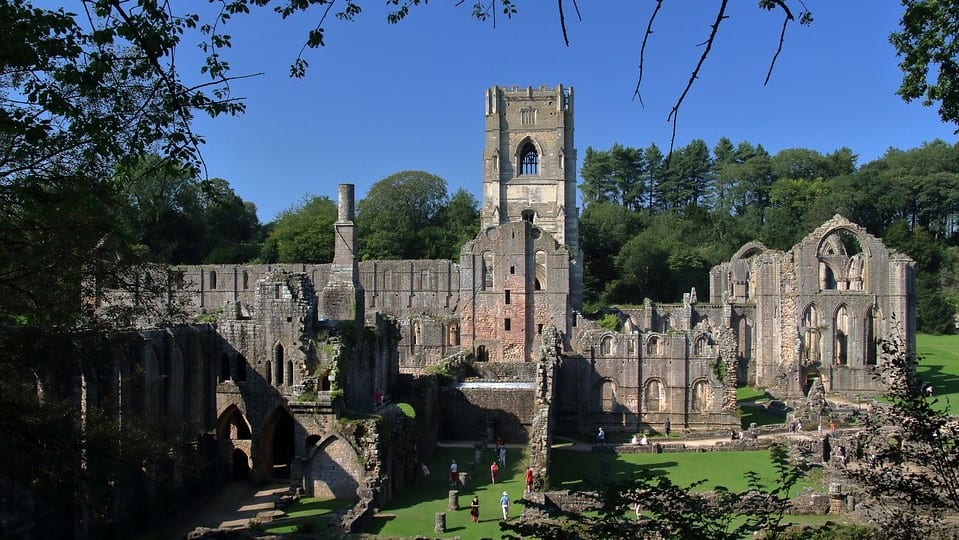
[520,141,538,175]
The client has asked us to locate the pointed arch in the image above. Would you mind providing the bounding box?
[216,404,252,440]
[259,406,295,479]
[517,138,540,175]
[534,250,547,291]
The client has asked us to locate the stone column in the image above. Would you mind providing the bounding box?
[448,490,459,510]
[434,512,446,533]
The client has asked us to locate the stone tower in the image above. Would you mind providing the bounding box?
[482,85,582,309]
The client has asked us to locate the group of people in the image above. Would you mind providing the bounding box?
[468,491,513,522]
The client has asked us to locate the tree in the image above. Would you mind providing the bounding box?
[578,202,645,308]
[842,334,959,538]
[260,195,336,263]
[429,187,480,260]
[892,0,959,130]
[580,144,647,211]
[357,170,450,260]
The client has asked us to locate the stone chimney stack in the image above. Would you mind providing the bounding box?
[321,184,364,322]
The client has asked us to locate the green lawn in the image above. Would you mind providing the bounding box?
[916,333,959,413]
[262,498,353,535]
[551,448,816,495]
[361,446,527,539]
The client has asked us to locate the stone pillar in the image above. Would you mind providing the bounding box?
[448,490,459,510]
[828,483,843,514]
[434,512,446,533]
[458,472,469,487]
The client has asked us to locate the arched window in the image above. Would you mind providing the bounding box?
[448,322,460,346]
[865,307,880,365]
[691,380,710,413]
[242,271,249,289]
[482,252,494,290]
[834,305,849,365]
[694,336,709,356]
[646,336,662,356]
[520,140,538,175]
[662,316,672,332]
[601,380,617,411]
[645,379,666,412]
[286,360,294,387]
[274,344,285,385]
[534,251,547,291]
[209,270,218,290]
[600,335,613,356]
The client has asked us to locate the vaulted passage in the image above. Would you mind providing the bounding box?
[261,407,295,478]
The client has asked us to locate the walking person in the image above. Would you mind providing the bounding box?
[664,418,671,436]
[469,496,480,523]
[498,444,506,468]
[500,491,510,520]
[597,426,606,446]
[525,466,534,493]
[490,460,499,484]
[449,460,458,487]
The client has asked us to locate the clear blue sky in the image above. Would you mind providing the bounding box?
[179,1,957,222]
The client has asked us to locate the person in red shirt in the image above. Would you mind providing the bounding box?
[490,461,499,484]
[525,466,534,493]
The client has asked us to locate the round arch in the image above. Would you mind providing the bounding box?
[259,405,295,479]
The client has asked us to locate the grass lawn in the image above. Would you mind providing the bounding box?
[361,446,527,539]
[551,448,817,496]
[736,386,787,428]
[916,333,959,414]
[262,498,353,535]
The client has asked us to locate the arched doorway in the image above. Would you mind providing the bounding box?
[261,407,295,479]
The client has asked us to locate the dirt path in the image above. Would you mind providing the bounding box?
[143,481,288,539]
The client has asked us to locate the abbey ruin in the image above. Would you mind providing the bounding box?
[19,85,916,536]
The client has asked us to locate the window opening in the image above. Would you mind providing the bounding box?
[520,141,539,175]
[504,318,511,331]
[505,290,511,304]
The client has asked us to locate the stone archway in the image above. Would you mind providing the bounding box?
[260,407,295,479]
[306,435,363,500]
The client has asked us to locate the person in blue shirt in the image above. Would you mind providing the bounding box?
[499,491,510,520]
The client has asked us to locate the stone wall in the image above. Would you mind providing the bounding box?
[439,383,536,443]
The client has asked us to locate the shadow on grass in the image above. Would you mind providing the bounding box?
[263,498,353,535]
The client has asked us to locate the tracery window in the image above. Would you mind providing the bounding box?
[520,141,538,175]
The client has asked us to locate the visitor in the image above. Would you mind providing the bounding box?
[829,419,836,437]
[639,434,649,446]
[374,388,383,407]
[500,491,510,520]
[449,460,458,486]
[664,418,671,436]
[923,382,934,397]
[597,427,606,446]
[490,460,499,484]
[498,444,507,467]
[525,466,534,493]
[421,462,430,484]
[730,428,738,441]
[470,496,480,523]
[835,445,846,465]
[631,434,639,445]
